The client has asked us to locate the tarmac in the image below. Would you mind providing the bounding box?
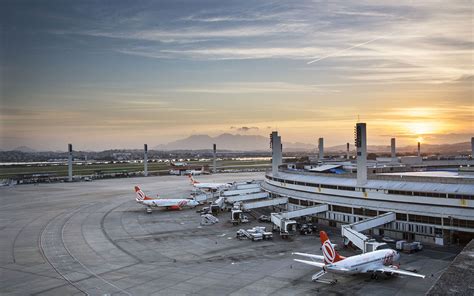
[0,173,460,295]
[427,239,473,295]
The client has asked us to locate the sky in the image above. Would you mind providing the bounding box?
[0,0,472,151]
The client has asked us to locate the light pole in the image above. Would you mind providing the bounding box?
[448,216,453,245]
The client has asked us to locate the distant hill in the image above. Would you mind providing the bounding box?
[154,133,315,151]
[155,134,471,154]
[398,142,471,154]
[327,142,471,154]
[12,146,37,153]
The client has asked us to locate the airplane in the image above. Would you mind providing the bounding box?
[188,175,233,191]
[134,186,199,213]
[293,231,425,282]
[187,169,202,176]
[186,166,209,176]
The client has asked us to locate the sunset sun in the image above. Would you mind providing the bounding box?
[405,122,440,138]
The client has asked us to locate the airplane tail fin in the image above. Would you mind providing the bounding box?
[320,231,345,264]
[134,186,152,201]
[188,174,199,184]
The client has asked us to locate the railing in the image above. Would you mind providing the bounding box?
[274,167,474,185]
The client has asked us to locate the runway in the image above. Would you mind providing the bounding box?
[0,173,456,295]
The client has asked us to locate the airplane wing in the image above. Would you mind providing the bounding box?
[292,252,325,261]
[293,259,326,268]
[376,267,425,278]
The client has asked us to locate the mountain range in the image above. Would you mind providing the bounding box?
[2,134,471,154]
[154,133,313,151]
[155,134,471,153]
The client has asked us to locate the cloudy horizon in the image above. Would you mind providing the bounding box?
[1,0,472,151]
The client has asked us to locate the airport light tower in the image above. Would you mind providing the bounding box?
[68,144,73,182]
[355,123,367,186]
[471,137,473,159]
[318,138,324,161]
[346,142,350,160]
[212,144,217,174]
[144,144,148,177]
[271,131,282,176]
[391,138,397,162]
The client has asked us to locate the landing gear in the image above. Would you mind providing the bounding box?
[370,273,378,280]
[146,207,152,214]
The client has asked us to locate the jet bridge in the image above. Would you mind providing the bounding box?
[226,192,269,203]
[341,212,396,253]
[270,204,328,238]
[277,204,328,220]
[242,197,288,210]
[222,187,262,197]
[214,196,226,209]
[235,183,261,190]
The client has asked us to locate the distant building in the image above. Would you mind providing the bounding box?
[112,153,132,161]
[169,165,209,176]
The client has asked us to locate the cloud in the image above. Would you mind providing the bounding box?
[2,1,472,150]
[230,126,259,132]
[74,22,309,43]
[173,82,338,94]
[48,1,471,85]
[180,10,293,23]
[116,46,323,61]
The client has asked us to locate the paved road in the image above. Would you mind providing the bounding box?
[0,173,456,295]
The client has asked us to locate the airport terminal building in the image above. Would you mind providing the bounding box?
[264,127,474,245]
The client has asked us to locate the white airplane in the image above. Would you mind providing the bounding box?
[134,186,199,213]
[188,175,232,191]
[293,231,425,282]
[187,169,202,176]
[186,166,209,176]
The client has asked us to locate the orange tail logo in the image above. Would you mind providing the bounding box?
[135,186,152,201]
[135,186,145,201]
[188,175,198,184]
[320,231,344,264]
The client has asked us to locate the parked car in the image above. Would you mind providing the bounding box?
[402,242,423,253]
[306,223,318,232]
[396,240,406,250]
[299,224,313,235]
[397,240,423,252]
[236,229,247,240]
[196,207,209,214]
[382,236,396,243]
[412,241,423,251]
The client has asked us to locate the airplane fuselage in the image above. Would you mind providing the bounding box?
[327,249,400,274]
[293,231,424,281]
[139,198,199,209]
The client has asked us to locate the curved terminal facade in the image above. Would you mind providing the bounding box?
[265,127,474,245]
[263,170,474,245]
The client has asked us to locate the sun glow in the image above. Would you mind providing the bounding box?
[406,122,439,135]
